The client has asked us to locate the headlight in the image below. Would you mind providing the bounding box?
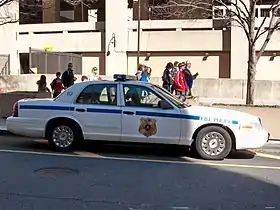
[240,122,262,131]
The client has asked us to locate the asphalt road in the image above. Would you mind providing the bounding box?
[0,136,279,210]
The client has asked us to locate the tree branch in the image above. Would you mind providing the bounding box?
[63,0,98,7]
[218,0,250,27]
[149,0,251,40]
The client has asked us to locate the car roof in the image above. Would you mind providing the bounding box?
[75,80,152,87]
[55,80,154,103]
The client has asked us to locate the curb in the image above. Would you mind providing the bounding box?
[250,147,280,159]
[268,140,280,144]
[254,152,280,160]
[212,103,280,108]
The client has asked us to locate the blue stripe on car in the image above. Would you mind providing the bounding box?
[19,105,238,124]
[136,111,200,120]
[20,105,75,111]
[87,108,122,114]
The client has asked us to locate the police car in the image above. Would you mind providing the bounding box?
[6,74,269,160]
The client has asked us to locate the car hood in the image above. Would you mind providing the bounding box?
[184,105,259,122]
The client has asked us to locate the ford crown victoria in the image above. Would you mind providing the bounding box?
[6,74,269,160]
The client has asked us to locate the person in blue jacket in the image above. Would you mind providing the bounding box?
[184,61,198,97]
[140,69,149,82]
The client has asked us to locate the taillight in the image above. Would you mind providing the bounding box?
[12,102,18,117]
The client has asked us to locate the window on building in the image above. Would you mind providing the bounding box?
[275,9,280,17]
[19,0,43,24]
[214,9,224,18]
[76,84,117,106]
[148,0,212,20]
[128,0,133,8]
[257,0,276,5]
[261,8,270,17]
[255,8,259,18]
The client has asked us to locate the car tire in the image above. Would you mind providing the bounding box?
[46,121,82,152]
[195,126,232,160]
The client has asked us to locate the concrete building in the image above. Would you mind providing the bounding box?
[0,0,280,80]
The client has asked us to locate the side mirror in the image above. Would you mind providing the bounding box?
[158,100,172,109]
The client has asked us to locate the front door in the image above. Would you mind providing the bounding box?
[120,84,181,144]
[72,83,121,141]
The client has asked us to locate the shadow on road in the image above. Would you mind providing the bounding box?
[0,136,256,161]
[0,141,278,210]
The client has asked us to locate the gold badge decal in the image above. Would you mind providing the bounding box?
[138,118,157,137]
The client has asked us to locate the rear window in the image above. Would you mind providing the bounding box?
[76,84,117,106]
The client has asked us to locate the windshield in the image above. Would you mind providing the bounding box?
[152,85,188,108]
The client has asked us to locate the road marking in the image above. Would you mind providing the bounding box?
[0,148,280,170]
[255,152,280,160]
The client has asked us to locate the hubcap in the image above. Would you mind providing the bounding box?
[201,132,226,156]
[52,125,74,148]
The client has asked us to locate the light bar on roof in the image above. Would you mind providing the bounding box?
[113,74,137,81]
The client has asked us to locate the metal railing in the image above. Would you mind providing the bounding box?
[0,54,10,75]
[28,47,82,74]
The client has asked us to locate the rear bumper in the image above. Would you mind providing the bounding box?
[6,116,44,138]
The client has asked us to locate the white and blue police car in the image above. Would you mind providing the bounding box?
[6,74,269,160]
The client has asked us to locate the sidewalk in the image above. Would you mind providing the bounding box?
[198,97,280,106]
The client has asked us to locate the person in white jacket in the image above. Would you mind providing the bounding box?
[89,67,102,81]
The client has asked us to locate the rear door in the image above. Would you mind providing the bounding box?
[72,83,122,141]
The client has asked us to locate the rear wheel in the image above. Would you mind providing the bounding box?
[195,126,232,160]
[46,121,82,152]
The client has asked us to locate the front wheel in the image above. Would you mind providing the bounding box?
[195,126,232,160]
[47,122,81,152]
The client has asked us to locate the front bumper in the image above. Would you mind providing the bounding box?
[235,129,269,150]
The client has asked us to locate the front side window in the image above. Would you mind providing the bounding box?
[76,84,117,105]
[123,84,167,108]
[152,85,186,108]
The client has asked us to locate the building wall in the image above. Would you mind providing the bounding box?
[17,23,102,52]
[127,55,220,77]
[0,1,19,75]
[13,19,280,79]
[127,30,223,51]
[2,74,280,103]
[1,1,280,79]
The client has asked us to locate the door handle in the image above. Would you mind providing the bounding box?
[123,111,135,115]
[76,108,86,112]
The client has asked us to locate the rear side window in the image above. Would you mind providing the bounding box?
[76,84,117,106]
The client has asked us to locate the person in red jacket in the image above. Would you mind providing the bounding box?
[174,63,188,101]
[50,72,63,98]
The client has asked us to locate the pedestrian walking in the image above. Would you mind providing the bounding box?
[174,63,188,101]
[162,62,174,92]
[50,72,63,98]
[184,61,198,97]
[61,62,77,89]
[36,75,51,93]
